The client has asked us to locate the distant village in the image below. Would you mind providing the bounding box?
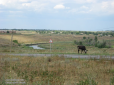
[0,30,16,33]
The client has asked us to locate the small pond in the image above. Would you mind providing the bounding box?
[29,45,44,49]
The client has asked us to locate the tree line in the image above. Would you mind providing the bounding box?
[36,30,114,37]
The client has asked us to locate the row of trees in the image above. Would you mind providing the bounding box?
[74,36,112,48]
[36,30,114,37]
[1,29,114,36]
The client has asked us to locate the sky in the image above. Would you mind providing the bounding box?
[0,0,114,31]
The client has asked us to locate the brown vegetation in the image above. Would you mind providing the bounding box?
[0,55,113,85]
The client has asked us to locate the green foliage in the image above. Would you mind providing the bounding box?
[79,41,83,45]
[109,69,114,73]
[77,78,98,85]
[0,77,6,85]
[74,35,112,48]
[110,74,114,85]
[13,40,18,43]
[74,40,77,44]
[24,75,29,81]
[96,40,111,48]
[94,36,98,42]
[83,36,86,39]
[13,40,21,46]
[74,40,83,45]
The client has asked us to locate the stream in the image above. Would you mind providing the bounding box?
[29,45,44,49]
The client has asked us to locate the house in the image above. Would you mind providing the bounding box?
[0,30,16,33]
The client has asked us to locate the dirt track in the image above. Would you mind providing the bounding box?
[1,54,114,60]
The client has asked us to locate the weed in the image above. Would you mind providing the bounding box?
[110,74,114,85]
[2,55,114,85]
[0,76,6,85]
[77,78,98,85]
[24,75,29,81]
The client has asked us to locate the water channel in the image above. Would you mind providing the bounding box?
[29,45,44,49]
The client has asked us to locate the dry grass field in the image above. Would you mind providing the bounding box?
[1,55,114,85]
[0,31,114,55]
[0,32,114,44]
[0,31,114,85]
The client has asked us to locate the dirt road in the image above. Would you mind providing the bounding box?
[2,54,114,60]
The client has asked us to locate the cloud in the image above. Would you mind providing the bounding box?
[0,0,114,15]
[0,0,48,12]
[101,2,108,9]
[22,1,48,12]
[90,1,114,15]
[0,0,10,6]
[80,6,89,9]
[74,0,96,4]
[54,4,65,9]
[68,0,114,15]
[19,0,30,2]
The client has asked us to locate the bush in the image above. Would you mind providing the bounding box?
[13,40,21,46]
[79,41,83,45]
[13,40,18,44]
[83,36,86,39]
[97,41,107,48]
[74,40,83,45]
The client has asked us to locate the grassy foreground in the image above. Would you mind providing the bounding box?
[1,55,114,85]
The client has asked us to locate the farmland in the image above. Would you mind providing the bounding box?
[0,30,114,85]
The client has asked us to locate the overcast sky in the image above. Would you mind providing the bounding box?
[0,0,114,31]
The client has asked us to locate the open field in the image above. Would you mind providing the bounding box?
[0,32,114,44]
[0,31,114,55]
[0,31,114,85]
[1,55,114,85]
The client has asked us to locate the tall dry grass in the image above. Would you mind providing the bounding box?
[0,55,11,84]
[3,55,114,85]
[1,33,113,44]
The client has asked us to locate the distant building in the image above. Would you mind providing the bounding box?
[80,33,83,35]
[0,30,7,33]
[0,30,16,34]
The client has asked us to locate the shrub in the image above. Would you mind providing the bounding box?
[83,36,86,39]
[13,40,21,46]
[13,40,18,44]
[97,41,107,48]
[74,40,83,45]
[79,41,83,45]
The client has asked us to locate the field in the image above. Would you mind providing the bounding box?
[1,55,114,85]
[0,31,114,55]
[0,30,114,85]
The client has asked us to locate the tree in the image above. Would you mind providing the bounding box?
[7,31,9,33]
[83,36,86,39]
[94,36,98,42]
[79,41,83,45]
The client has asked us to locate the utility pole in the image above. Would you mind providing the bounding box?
[49,39,53,56]
[10,30,13,53]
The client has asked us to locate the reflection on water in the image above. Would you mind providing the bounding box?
[29,45,44,49]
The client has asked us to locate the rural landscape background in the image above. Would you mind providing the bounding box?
[0,0,114,84]
[0,29,114,85]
